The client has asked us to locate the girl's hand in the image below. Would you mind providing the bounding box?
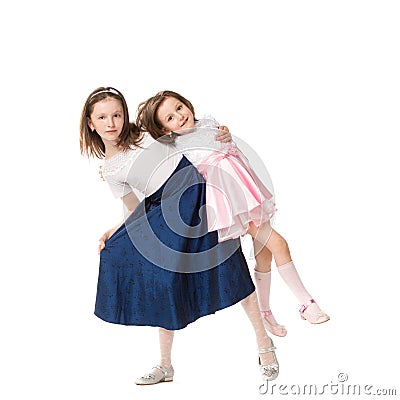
[97,194,139,254]
[98,228,116,254]
[215,126,232,143]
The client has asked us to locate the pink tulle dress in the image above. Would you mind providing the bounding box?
[173,117,276,242]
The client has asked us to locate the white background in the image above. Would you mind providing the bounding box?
[1,1,399,399]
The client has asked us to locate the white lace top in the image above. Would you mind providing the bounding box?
[102,118,229,199]
[102,133,183,198]
[172,117,233,166]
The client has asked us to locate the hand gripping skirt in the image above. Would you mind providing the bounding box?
[94,156,255,330]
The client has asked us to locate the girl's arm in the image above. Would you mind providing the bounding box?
[122,190,141,211]
[97,191,140,254]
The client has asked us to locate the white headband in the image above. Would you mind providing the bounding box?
[90,88,120,100]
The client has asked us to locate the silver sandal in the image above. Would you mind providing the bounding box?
[135,364,174,385]
[259,339,279,381]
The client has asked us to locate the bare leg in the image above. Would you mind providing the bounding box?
[249,223,292,266]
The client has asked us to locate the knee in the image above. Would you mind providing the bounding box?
[248,222,258,236]
[274,236,289,253]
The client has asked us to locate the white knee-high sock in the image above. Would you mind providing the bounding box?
[253,270,271,311]
[277,261,312,304]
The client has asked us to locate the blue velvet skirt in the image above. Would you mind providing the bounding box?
[95,156,254,330]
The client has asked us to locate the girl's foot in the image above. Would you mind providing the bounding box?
[261,310,287,337]
[299,299,330,324]
[135,365,174,385]
[259,337,279,381]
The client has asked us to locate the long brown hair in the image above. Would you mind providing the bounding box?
[80,87,142,158]
[136,90,196,142]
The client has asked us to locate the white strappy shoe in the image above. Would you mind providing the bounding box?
[135,365,174,385]
[259,339,279,381]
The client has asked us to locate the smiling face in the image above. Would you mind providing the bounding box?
[156,96,195,134]
[88,98,124,147]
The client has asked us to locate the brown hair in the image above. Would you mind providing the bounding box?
[136,90,196,142]
[80,87,142,158]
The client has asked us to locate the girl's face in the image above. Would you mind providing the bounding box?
[156,96,195,134]
[88,98,124,145]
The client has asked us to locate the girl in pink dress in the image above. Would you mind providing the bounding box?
[137,90,330,337]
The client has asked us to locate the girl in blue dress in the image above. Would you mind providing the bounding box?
[80,87,279,384]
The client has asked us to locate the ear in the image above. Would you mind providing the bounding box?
[161,127,171,134]
[87,117,94,132]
